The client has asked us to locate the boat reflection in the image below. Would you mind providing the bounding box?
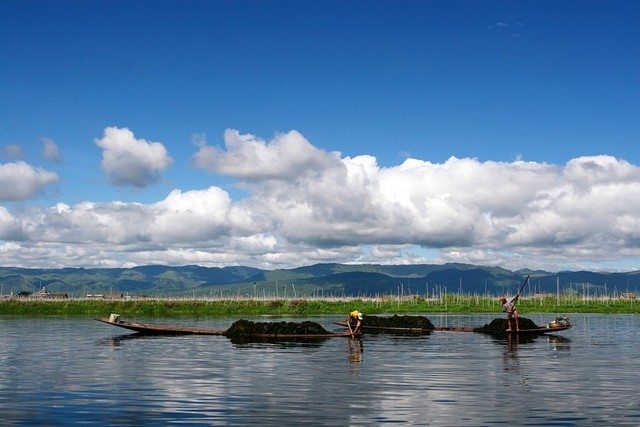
[486,330,573,348]
[229,336,331,347]
[546,334,572,352]
[98,333,177,347]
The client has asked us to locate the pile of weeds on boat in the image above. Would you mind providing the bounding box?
[224,319,330,338]
[473,317,539,337]
[364,315,435,329]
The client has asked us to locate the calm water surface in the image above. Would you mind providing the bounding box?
[1,313,639,425]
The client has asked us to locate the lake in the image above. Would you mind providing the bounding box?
[1,313,639,425]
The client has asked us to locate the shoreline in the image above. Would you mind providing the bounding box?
[1,295,638,316]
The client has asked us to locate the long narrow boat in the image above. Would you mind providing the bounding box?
[433,325,572,334]
[334,320,571,335]
[95,315,353,340]
[333,320,433,334]
[504,325,572,334]
[94,316,226,335]
[473,316,572,337]
[433,326,475,332]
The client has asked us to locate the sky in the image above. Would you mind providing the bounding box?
[1,0,639,272]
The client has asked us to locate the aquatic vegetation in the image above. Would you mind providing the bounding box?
[1,294,638,316]
[364,314,434,329]
[224,319,330,338]
[473,317,539,337]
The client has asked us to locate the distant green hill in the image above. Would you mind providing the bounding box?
[0,263,638,298]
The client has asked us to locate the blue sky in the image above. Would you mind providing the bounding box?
[1,1,639,271]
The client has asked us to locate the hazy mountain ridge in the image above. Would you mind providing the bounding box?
[0,264,638,297]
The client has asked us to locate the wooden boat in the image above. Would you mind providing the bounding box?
[94,316,226,335]
[333,320,433,334]
[433,326,476,332]
[335,318,572,335]
[432,323,572,334]
[504,324,572,334]
[474,317,572,338]
[97,314,570,340]
[96,315,353,340]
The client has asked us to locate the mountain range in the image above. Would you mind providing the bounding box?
[1,263,639,298]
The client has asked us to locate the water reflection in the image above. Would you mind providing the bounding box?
[546,334,572,351]
[347,337,363,364]
[230,338,330,349]
[97,330,335,348]
[97,333,174,347]
[488,332,573,349]
[501,340,531,393]
[4,314,640,425]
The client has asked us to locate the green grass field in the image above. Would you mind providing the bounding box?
[1,294,638,316]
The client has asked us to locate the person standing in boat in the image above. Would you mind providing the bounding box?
[499,295,520,332]
[347,310,363,337]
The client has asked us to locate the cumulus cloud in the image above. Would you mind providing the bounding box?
[1,130,640,271]
[0,161,58,201]
[0,206,24,240]
[150,187,257,243]
[194,129,340,180]
[95,127,173,187]
[42,137,62,162]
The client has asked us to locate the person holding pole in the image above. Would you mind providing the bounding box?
[499,275,529,332]
[500,294,520,332]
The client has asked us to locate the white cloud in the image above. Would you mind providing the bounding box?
[0,161,58,201]
[95,127,173,187]
[1,131,640,271]
[0,206,24,240]
[194,129,340,180]
[42,137,62,162]
[150,187,257,243]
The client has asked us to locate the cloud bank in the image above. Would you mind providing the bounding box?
[1,129,639,271]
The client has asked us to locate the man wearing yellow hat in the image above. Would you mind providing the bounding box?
[347,310,363,337]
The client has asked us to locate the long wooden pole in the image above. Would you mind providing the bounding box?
[517,274,530,297]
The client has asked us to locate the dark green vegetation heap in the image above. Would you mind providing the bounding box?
[224,319,330,338]
[474,317,539,337]
[364,314,435,329]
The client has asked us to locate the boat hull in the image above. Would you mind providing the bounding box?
[505,325,571,334]
[94,317,226,335]
[333,321,433,334]
[95,317,352,340]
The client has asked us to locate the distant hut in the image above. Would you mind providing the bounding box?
[104,292,124,299]
[32,287,69,299]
